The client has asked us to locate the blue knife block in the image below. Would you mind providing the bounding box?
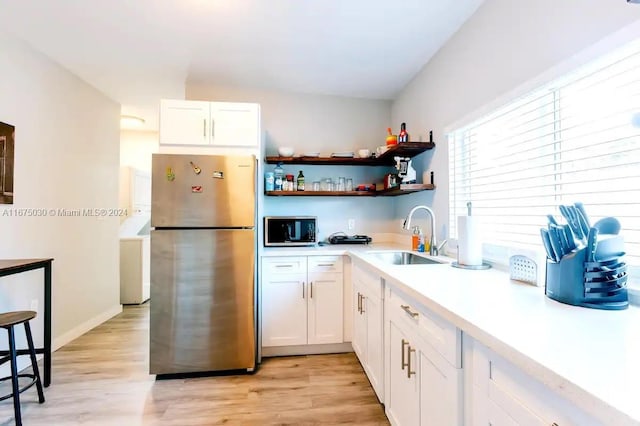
[545,235,628,310]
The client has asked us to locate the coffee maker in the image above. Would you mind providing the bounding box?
[394,156,417,184]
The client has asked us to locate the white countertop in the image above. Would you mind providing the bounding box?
[260,244,640,424]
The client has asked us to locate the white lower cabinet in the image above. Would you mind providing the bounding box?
[385,284,463,426]
[352,263,384,402]
[261,256,343,347]
[466,336,600,426]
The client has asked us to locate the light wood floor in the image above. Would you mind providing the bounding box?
[0,304,389,425]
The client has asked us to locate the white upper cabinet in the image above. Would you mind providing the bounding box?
[160,99,260,147]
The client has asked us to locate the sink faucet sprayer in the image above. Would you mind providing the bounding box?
[402,205,447,256]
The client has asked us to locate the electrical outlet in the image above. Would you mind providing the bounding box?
[30,299,38,311]
[348,219,355,230]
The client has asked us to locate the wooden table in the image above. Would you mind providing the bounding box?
[0,258,53,387]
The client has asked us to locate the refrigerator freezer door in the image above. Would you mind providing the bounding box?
[150,228,256,374]
[151,154,255,228]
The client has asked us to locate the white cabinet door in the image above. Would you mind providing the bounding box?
[365,291,384,400]
[210,102,260,148]
[352,280,367,360]
[261,273,307,347]
[159,99,210,145]
[469,338,600,426]
[387,319,420,426]
[419,344,463,426]
[307,272,343,344]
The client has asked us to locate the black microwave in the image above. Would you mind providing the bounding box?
[264,216,317,247]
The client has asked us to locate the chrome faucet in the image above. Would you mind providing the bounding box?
[403,205,444,256]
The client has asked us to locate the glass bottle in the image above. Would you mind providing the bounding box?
[297,171,305,191]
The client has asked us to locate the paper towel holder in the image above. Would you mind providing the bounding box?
[451,261,491,270]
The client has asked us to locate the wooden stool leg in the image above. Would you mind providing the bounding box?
[24,322,45,403]
[8,326,23,426]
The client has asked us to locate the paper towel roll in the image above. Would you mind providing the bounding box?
[458,216,483,266]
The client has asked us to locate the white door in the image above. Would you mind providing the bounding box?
[160,100,210,145]
[261,273,307,347]
[387,320,420,426]
[365,292,384,401]
[419,349,463,425]
[210,102,260,147]
[307,272,343,345]
[352,281,367,361]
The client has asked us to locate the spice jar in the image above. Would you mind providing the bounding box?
[285,174,295,191]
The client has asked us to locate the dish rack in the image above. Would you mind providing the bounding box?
[545,234,628,310]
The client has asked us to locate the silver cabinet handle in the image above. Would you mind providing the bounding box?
[275,264,293,268]
[357,293,361,313]
[401,339,409,370]
[211,119,215,139]
[360,295,365,314]
[407,346,416,378]
[317,263,334,267]
[203,119,206,137]
[310,281,313,298]
[302,282,305,299]
[401,305,419,318]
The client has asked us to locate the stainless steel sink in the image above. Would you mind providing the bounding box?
[367,251,442,265]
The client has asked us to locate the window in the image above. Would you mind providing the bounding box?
[448,38,640,288]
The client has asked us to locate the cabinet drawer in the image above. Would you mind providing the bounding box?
[387,285,461,368]
[262,256,307,275]
[352,262,383,299]
[308,256,343,273]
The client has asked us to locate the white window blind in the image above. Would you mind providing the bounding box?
[448,38,640,271]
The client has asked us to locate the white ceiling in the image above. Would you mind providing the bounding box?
[2,0,484,130]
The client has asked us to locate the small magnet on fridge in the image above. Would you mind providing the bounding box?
[191,186,203,193]
[189,161,201,175]
[166,167,175,181]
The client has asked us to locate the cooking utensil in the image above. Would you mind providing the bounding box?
[574,202,590,228]
[593,217,621,235]
[562,224,576,251]
[585,227,599,262]
[574,208,591,239]
[467,201,472,216]
[550,224,568,257]
[547,226,564,262]
[540,228,556,261]
[559,205,584,242]
[547,214,558,226]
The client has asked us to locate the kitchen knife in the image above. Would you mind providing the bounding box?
[574,202,591,228]
[585,227,599,263]
[540,228,556,261]
[550,224,568,258]
[575,208,591,241]
[547,226,564,262]
[562,224,576,251]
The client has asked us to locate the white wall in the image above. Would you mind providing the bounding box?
[0,31,122,367]
[391,0,640,244]
[120,129,159,173]
[185,84,399,238]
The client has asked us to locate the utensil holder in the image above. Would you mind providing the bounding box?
[545,235,628,310]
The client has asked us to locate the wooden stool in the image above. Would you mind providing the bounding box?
[0,311,45,426]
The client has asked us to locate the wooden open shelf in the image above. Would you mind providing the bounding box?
[265,184,435,197]
[265,142,435,166]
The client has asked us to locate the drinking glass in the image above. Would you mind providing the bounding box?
[345,178,353,191]
[337,177,345,191]
[312,181,320,191]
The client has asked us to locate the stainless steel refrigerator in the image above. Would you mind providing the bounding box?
[149,153,257,375]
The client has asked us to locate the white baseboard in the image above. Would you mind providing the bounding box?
[53,304,123,351]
